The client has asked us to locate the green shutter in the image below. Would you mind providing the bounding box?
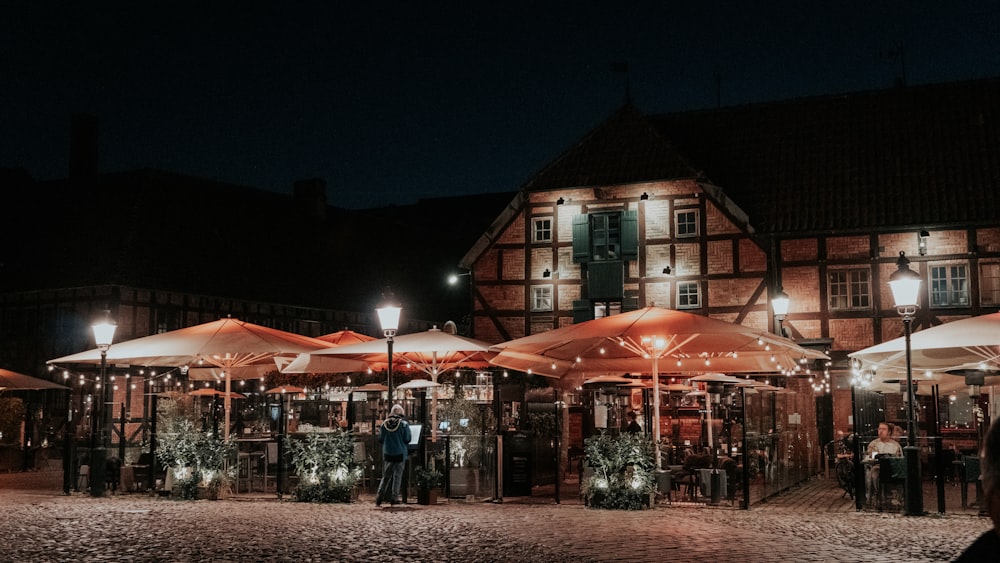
[572,214,590,263]
[573,299,594,323]
[588,260,624,300]
[621,210,638,261]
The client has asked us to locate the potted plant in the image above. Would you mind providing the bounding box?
[581,431,656,510]
[414,465,444,505]
[286,429,362,503]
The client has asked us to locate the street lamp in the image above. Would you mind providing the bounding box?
[376,300,402,402]
[89,314,116,497]
[772,287,790,336]
[887,250,923,516]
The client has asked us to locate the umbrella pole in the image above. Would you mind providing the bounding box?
[224,372,231,440]
[652,356,661,469]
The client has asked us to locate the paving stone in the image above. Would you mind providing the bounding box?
[0,470,990,562]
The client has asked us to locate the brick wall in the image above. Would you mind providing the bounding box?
[497,213,525,244]
[707,277,764,307]
[739,238,768,272]
[781,266,820,313]
[978,228,1000,253]
[705,203,740,234]
[781,238,818,262]
[829,318,874,351]
[674,243,700,275]
[827,236,869,260]
[643,200,670,238]
[502,249,526,281]
[707,240,733,275]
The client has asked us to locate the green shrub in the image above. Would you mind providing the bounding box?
[286,430,361,503]
[581,432,656,510]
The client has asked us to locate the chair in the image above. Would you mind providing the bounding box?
[105,457,122,493]
[673,453,711,500]
[78,464,90,492]
[959,455,982,510]
[876,455,906,511]
[132,453,153,492]
[263,442,279,491]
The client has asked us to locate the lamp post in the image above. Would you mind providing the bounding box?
[89,315,116,497]
[376,300,402,403]
[887,251,923,516]
[772,287,790,336]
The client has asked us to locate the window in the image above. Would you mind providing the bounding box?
[532,217,552,243]
[675,209,699,238]
[593,301,622,319]
[589,213,621,261]
[677,281,701,309]
[981,263,1000,306]
[931,264,969,307]
[828,269,871,310]
[531,285,553,312]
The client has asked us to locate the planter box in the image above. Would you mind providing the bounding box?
[417,488,439,505]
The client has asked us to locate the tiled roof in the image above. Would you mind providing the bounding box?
[653,79,1000,234]
[522,104,702,192]
[522,78,1000,235]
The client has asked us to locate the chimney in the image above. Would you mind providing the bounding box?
[293,178,328,220]
[70,113,99,179]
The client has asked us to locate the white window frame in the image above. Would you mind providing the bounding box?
[677,281,701,309]
[531,285,553,312]
[532,217,553,243]
[828,268,871,310]
[675,209,699,239]
[980,263,1000,306]
[930,263,969,307]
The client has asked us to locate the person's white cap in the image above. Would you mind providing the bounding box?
[390,404,404,415]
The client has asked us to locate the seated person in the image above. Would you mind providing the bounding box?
[865,422,902,500]
[673,449,712,497]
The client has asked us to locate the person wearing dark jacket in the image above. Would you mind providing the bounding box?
[955,417,1000,561]
[375,404,411,506]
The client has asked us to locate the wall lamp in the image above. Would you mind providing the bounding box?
[447,271,471,285]
[918,230,930,256]
[640,192,649,201]
[556,197,565,205]
[542,268,552,278]
[661,266,671,275]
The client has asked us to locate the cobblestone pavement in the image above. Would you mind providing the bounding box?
[0,470,989,562]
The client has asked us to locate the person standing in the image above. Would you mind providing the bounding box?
[955,418,1000,561]
[625,411,641,434]
[376,404,411,506]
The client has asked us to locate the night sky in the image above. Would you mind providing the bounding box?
[3,2,999,209]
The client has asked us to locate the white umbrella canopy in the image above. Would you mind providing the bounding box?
[849,312,1000,395]
[47,317,334,438]
[849,312,1000,374]
[489,306,828,466]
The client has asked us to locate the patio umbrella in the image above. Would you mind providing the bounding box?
[278,330,378,374]
[188,388,247,400]
[308,326,495,440]
[0,369,70,391]
[46,317,333,438]
[264,385,306,396]
[849,311,1000,394]
[489,306,828,466]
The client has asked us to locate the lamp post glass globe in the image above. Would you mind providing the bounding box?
[376,303,401,402]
